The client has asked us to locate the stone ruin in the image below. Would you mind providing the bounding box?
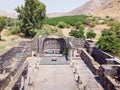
[0,35,120,90]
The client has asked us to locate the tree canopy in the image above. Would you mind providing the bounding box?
[16,0,46,37]
[69,29,85,39]
[86,30,96,39]
[0,16,6,32]
[0,16,6,40]
[97,27,120,54]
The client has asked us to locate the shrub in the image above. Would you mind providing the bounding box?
[97,29,120,53]
[69,29,85,39]
[35,25,63,37]
[86,30,96,39]
[89,22,96,27]
[106,15,110,18]
[57,21,70,28]
[75,21,85,29]
[9,26,21,35]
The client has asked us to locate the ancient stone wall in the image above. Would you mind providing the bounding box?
[0,40,32,89]
[80,49,99,75]
[98,66,116,90]
[37,36,67,56]
[91,47,113,64]
[84,40,114,65]
[68,37,85,48]
[0,47,24,69]
[84,41,94,54]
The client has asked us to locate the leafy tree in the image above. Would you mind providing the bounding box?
[109,21,120,38]
[97,35,120,53]
[0,16,6,40]
[16,0,46,37]
[97,29,120,53]
[86,30,96,39]
[69,29,85,39]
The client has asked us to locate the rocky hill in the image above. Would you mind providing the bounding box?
[47,0,120,20]
[91,0,120,19]
[67,0,111,15]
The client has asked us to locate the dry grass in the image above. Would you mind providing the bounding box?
[0,29,21,55]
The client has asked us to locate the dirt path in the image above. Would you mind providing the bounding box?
[61,28,72,36]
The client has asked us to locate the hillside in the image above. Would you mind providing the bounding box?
[67,0,112,15]
[47,0,120,20]
[91,0,120,19]
[67,0,120,20]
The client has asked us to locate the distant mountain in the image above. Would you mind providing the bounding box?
[91,0,120,19]
[47,0,120,20]
[67,0,111,15]
[0,10,17,18]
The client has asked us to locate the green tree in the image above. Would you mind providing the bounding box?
[97,35,120,53]
[0,16,6,40]
[97,29,120,53]
[101,29,116,36]
[69,29,85,39]
[16,0,46,37]
[109,21,120,38]
[86,30,96,39]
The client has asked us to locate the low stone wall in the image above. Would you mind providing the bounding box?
[80,49,100,75]
[69,37,85,48]
[91,47,113,64]
[80,49,118,90]
[0,47,31,90]
[84,41,94,54]
[0,40,33,89]
[98,66,116,90]
[84,40,114,65]
[0,47,24,69]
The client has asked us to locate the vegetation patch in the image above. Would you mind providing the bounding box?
[35,25,63,37]
[0,40,17,55]
[45,15,89,26]
[97,21,120,54]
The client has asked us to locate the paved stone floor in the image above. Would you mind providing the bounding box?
[33,65,79,90]
[71,60,104,90]
[24,57,79,90]
[40,56,69,65]
[22,57,104,90]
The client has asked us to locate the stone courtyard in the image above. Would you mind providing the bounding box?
[20,56,103,90]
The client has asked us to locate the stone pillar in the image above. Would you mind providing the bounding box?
[3,69,6,74]
[72,50,74,57]
[70,50,72,61]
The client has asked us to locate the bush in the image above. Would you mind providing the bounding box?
[9,26,21,35]
[57,21,70,28]
[69,29,85,39]
[97,29,120,53]
[35,25,63,37]
[75,21,85,29]
[89,22,96,27]
[86,30,96,39]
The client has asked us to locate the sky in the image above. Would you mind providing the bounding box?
[0,0,89,14]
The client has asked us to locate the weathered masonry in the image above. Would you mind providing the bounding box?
[0,36,120,90]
